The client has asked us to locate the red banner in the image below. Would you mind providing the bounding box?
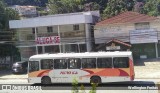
[36,36,60,45]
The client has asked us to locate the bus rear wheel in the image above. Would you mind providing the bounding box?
[90,76,101,85]
[41,76,51,84]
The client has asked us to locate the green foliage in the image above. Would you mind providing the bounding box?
[72,78,98,93]
[47,0,84,14]
[0,0,19,30]
[47,0,106,14]
[72,78,79,93]
[103,0,135,19]
[5,0,160,18]
[0,0,20,64]
[89,83,97,93]
[0,0,6,30]
[142,0,160,16]
[4,0,48,7]
[80,84,86,93]
[37,7,48,16]
[3,8,19,30]
[84,2,100,11]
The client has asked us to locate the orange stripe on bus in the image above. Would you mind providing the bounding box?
[81,68,129,77]
[37,70,51,77]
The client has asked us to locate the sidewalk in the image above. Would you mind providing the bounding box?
[0,70,27,79]
[134,58,160,79]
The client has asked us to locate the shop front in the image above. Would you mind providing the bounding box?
[131,43,156,59]
[157,41,160,58]
[130,29,158,59]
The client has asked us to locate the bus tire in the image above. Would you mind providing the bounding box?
[90,76,101,85]
[41,76,51,84]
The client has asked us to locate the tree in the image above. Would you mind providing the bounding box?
[84,2,100,11]
[0,0,6,30]
[134,1,144,13]
[4,0,48,7]
[0,0,20,67]
[0,0,19,30]
[47,0,85,14]
[103,0,135,19]
[3,8,19,30]
[47,0,107,14]
[141,0,160,16]
[84,0,108,12]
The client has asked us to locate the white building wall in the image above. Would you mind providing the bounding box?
[9,11,100,28]
[94,23,135,44]
[9,11,100,60]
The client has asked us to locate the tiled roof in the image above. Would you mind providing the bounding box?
[96,11,158,25]
[96,39,131,50]
[108,39,131,47]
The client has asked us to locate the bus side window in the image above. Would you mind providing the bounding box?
[97,58,112,68]
[82,58,96,69]
[113,57,129,68]
[68,58,81,69]
[54,59,67,69]
[41,59,54,69]
[29,61,39,72]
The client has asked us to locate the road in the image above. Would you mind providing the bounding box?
[0,79,159,93]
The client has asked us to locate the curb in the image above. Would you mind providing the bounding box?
[1,78,159,79]
[135,78,160,79]
[155,82,160,93]
[0,78,27,80]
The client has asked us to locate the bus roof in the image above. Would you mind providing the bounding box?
[29,51,132,60]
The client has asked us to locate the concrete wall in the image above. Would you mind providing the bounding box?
[94,20,160,44]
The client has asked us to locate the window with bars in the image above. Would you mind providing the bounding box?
[73,25,79,30]
[135,22,150,30]
[47,27,53,33]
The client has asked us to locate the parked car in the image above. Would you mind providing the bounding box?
[12,61,28,74]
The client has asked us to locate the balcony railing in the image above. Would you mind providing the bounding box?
[60,31,85,38]
[26,31,85,40]
[26,33,58,40]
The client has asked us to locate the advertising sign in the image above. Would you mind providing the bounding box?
[130,29,158,44]
[36,36,60,45]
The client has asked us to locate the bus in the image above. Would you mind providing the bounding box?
[28,51,134,84]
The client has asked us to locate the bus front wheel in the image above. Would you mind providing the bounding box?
[90,76,101,84]
[41,76,51,84]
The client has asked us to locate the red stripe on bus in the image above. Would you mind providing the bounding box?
[82,69,94,74]
[37,70,51,77]
[118,69,129,76]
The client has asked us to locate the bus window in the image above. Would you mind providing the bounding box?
[29,61,39,72]
[82,58,96,68]
[68,58,81,69]
[97,58,112,68]
[41,59,54,69]
[113,57,129,68]
[54,59,67,69]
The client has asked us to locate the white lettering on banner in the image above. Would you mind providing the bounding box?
[36,36,60,45]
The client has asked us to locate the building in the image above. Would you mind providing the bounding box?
[9,5,38,19]
[9,11,100,61]
[94,11,160,59]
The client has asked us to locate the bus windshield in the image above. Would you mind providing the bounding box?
[29,61,39,72]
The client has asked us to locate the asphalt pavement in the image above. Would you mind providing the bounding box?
[0,79,158,93]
